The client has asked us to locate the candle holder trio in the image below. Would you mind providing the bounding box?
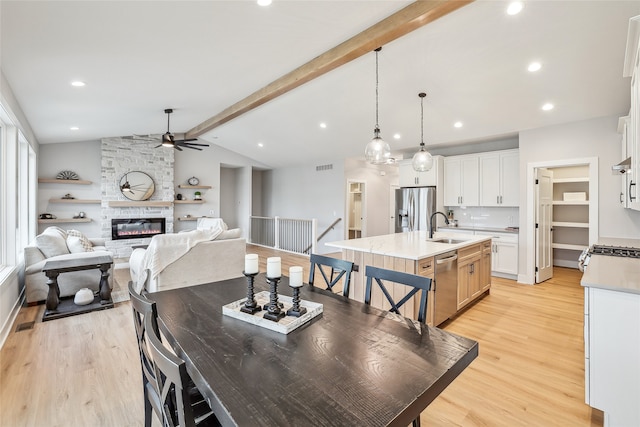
[241,255,306,323]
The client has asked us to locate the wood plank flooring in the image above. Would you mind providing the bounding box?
[0,245,602,426]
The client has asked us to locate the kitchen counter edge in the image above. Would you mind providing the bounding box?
[326,231,491,261]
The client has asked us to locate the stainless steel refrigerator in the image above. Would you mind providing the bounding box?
[395,186,436,232]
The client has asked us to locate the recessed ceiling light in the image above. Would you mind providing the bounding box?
[71,81,85,87]
[258,142,264,148]
[528,62,542,72]
[257,0,271,6]
[542,103,554,111]
[454,121,463,128]
[70,126,79,131]
[507,1,523,15]
[393,133,401,140]
[319,122,327,129]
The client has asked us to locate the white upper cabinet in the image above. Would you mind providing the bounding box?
[623,15,640,210]
[443,155,479,206]
[398,156,442,187]
[479,149,519,207]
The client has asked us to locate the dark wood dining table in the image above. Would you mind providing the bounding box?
[150,273,478,427]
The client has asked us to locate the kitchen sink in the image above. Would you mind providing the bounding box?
[431,238,468,244]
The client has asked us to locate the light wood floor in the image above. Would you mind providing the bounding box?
[0,245,602,426]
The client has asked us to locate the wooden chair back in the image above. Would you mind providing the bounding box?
[364,266,432,324]
[128,272,161,427]
[308,254,354,297]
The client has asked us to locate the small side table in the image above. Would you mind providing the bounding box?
[42,255,114,322]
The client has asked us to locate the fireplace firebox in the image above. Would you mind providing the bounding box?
[111,218,166,240]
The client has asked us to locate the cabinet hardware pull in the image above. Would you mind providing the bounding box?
[630,181,636,202]
[620,192,624,203]
[497,195,500,204]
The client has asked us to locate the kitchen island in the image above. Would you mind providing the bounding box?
[326,231,492,326]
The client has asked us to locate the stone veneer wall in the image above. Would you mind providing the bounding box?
[101,137,174,258]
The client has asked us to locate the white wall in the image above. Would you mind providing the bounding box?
[262,160,346,254]
[518,115,640,282]
[38,141,103,237]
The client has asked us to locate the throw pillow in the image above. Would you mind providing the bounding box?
[35,228,71,258]
[216,228,242,240]
[66,230,95,253]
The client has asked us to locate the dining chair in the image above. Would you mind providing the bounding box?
[128,273,159,427]
[364,265,432,325]
[308,254,355,297]
[364,266,432,427]
[144,315,221,427]
[129,272,217,427]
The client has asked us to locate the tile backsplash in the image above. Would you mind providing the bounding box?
[447,207,519,229]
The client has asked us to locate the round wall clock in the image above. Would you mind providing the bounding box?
[188,176,200,186]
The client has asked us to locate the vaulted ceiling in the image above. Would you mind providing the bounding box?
[2,1,639,167]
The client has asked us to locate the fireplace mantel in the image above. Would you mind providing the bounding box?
[108,201,172,208]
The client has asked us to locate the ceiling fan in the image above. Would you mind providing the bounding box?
[129,109,210,151]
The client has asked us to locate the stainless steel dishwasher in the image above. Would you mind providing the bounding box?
[433,250,458,326]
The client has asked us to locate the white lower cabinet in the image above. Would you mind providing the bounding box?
[475,231,518,277]
[441,229,518,277]
[584,287,640,426]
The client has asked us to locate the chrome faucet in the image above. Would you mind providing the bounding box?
[429,211,450,239]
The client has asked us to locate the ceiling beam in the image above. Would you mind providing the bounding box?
[187,0,474,138]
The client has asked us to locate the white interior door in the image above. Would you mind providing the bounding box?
[535,168,554,283]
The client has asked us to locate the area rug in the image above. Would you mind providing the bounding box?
[111,260,131,303]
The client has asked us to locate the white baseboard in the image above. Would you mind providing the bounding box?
[0,268,24,351]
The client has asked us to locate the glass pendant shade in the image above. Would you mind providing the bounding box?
[412,146,433,171]
[412,92,433,172]
[365,127,391,164]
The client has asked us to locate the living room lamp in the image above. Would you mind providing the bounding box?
[364,47,391,165]
[411,92,434,172]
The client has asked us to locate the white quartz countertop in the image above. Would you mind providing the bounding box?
[326,231,491,261]
[580,237,640,295]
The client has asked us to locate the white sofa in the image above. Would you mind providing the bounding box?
[129,220,246,293]
[24,226,113,304]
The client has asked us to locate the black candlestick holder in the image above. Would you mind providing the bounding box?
[240,271,261,315]
[263,276,285,322]
[286,285,307,317]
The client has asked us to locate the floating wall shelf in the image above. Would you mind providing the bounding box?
[49,198,101,204]
[39,178,92,185]
[177,185,212,189]
[38,218,92,224]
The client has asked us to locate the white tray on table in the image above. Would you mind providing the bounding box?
[222,290,323,334]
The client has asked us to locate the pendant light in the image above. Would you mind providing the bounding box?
[411,92,434,172]
[364,47,391,165]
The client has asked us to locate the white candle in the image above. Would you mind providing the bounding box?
[266,257,281,278]
[244,254,259,274]
[289,266,303,288]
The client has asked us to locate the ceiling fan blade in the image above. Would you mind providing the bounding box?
[174,138,198,143]
[155,144,162,148]
[179,143,210,148]
[180,144,203,151]
[175,145,183,151]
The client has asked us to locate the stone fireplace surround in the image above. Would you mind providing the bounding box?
[101,137,175,258]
